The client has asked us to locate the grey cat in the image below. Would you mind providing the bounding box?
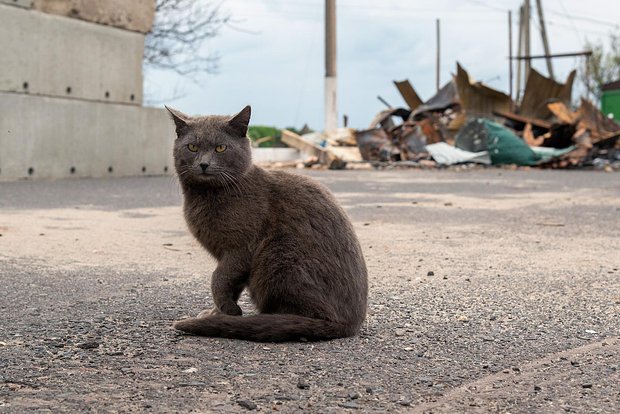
[167,105,368,342]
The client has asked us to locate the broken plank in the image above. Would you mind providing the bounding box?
[493,110,551,129]
[393,79,424,111]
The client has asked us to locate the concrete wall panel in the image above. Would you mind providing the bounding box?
[0,4,144,105]
[0,93,174,179]
[31,0,155,33]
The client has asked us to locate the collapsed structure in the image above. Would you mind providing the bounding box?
[284,63,620,170]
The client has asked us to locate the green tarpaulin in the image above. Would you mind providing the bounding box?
[455,118,574,166]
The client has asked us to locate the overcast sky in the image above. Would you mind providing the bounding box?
[146,0,619,130]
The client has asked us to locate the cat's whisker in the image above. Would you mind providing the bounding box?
[221,171,244,197]
[218,172,233,198]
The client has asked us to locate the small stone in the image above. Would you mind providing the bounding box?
[581,383,593,389]
[348,391,361,400]
[395,329,406,337]
[76,340,100,350]
[106,351,123,356]
[338,402,361,409]
[297,378,309,389]
[427,271,434,276]
[274,394,296,401]
[365,386,373,394]
[237,399,257,410]
[399,399,412,406]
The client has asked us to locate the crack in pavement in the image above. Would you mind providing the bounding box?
[412,337,620,413]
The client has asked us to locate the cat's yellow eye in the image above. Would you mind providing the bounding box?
[215,144,227,153]
[187,143,198,152]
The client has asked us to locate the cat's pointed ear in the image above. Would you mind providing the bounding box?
[165,106,189,135]
[228,105,251,137]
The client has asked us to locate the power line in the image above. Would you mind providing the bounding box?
[546,8,620,28]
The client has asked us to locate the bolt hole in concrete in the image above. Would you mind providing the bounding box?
[66,86,71,94]
[141,166,146,173]
[22,82,28,90]
[130,94,135,101]
[28,167,34,176]
[164,166,168,172]
[70,166,76,174]
[105,91,110,98]
[108,166,113,173]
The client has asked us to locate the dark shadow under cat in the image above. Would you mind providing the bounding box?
[167,105,368,342]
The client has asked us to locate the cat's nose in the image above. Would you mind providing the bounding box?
[199,163,210,172]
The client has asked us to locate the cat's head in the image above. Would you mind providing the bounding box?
[166,105,252,188]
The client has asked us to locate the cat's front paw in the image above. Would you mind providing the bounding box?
[221,302,243,316]
[196,307,218,318]
[196,303,242,318]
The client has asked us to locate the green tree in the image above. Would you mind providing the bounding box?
[580,33,620,102]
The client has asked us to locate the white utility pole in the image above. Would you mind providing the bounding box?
[325,0,337,132]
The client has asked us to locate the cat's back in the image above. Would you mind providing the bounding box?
[263,170,345,219]
[260,169,361,253]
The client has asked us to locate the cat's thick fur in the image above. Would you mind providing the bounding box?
[168,105,368,342]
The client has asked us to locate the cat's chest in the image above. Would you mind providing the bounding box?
[183,194,248,256]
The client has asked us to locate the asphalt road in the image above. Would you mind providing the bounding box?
[1,169,619,413]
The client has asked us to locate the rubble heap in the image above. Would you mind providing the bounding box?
[283,62,620,171]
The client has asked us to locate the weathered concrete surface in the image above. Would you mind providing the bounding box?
[0,93,174,179]
[31,0,155,33]
[0,170,618,412]
[0,3,144,105]
[252,148,300,163]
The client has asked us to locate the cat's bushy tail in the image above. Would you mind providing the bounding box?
[173,314,357,342]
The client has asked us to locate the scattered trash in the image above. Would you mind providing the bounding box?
[279,62,619,171]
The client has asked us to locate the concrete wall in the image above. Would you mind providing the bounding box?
[0,1,177,180]
[0,0,154,33]
[31,0,155,33]
[0,92,174,179]
[0,4,144,105]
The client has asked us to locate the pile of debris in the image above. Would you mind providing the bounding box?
[283,62,620,171]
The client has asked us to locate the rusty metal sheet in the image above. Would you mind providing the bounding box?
[412,81,460,117]
[547,101,579,124]
[520,69,575,119]
[493,110,552,129]
[454,63,513,117]
[576,98,620,142]
[354,128,393,161]
[393,79,423,111]
[397,125,427,160]
[367,108,411,131]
